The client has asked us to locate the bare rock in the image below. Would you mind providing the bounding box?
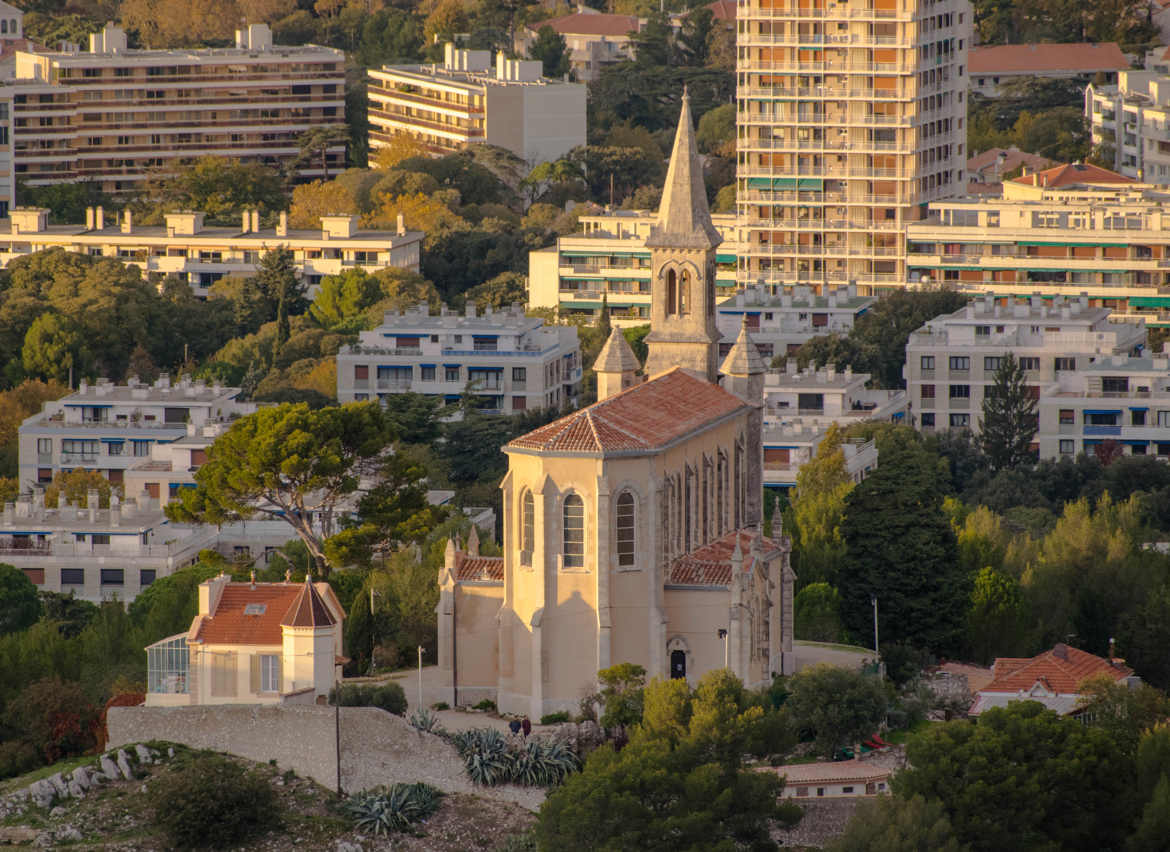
[115,750,134,780]
[28,780,55,809]
[47,773,68,798]
[66,780,86,799]
[0,827,39,844]
[56,826,82,843]
[335,841,363,852]
[49,806,66,818]
[134,744,154,765]
[99,755,120,781]
[69,767,91,792]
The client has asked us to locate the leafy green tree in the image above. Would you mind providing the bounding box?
[309,268,384,329]
[528,25,571,79]
[567,145,666,205]
[6,677,101,764]
[1119,585,1170,691]
[1138,724,1170,804]
[695,103,735,155]
[597,662,647,733]
[785,664,889,758]
[966,566,1027,664]
[794,583,844,642]
[980,354,1037,471]
[21,312,89,384]
[463,271,527,311]
[256,248,305,349]
[16,180,110,225]
[787,424,853,586]
[39,591,99,639]
[1075,675,1170,759]
[829,794,969,852]
[0,564,41,635]
[896,701,1134,852]
[293,126,349,181]
[138,157,287,226]
[165,403,388,575]
[1130,774,1170,852]
[839,439,968,654]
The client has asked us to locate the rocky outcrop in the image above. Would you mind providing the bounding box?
[0,745,163,819]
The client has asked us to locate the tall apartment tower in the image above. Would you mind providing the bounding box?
[735,0,972,295]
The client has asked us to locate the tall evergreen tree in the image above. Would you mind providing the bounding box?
[979,353,1037,471]
[528,25,571,79]
[597,293,612,339]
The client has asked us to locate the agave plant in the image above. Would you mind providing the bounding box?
[451,727,582,787]
[345,782,443,835]
[533,740,580,786]
[409,708,444,734]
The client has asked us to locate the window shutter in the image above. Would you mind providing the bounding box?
[275,656,283,693]
[250,654,261,694]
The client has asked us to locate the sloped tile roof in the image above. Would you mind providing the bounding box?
[706,0,735,22]
[969,42,1128,75]
[666,529,780,587]
[193,581,338,645]
[282,578,337,628]
[1011,162,1135,188]
[981,643,1132,696]
[775,758,892,786]
[508,368,746,455]
[454,555,504,583]
[538,13,639,37]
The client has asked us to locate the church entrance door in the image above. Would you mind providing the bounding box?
[670,649,686,679]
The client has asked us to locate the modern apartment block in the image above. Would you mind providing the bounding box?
[0,208,422,295]
[336,303,582,413]
[716,284,874,362]
[735,0,971,295]
[905,293,1146,433]
[761,362,904,487]
[1087,70,1170,183]
[904,165,1170,326]
[16,375,255,492]
[367,44,585,165]
[10,23,345,193]
[527,210,741,325]
[1037,355,1170,461]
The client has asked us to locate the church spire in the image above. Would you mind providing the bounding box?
[646,89,722,251]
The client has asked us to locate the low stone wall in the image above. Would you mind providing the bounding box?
[107,704,546,812]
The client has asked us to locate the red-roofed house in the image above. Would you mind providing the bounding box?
[145,574,345,707]
[969,643,1137,717]
[970,42,1130,97]
[436,98,796,716]
[518,11,641,81]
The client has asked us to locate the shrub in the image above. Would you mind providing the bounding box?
[540,711,570,725]
[473,698,497,712]
[149,753,280,849]
[432,701,450,711]
[0,740,41,781]
[7,678,101,763]
[449,728,580,787]
[345,782,442,836]
[409,708,444,734]
[328,682,407,715]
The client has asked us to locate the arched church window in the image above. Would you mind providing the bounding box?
[679,270,690,315]
[616,491,636,567]
[717,451,728,537]
[563,494,585,569]
[520,490,534,566]
[684,466,695,552]
[665,268,677,315]
[734,441,744,530]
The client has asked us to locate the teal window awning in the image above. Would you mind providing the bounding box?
[716,254,737,263]
[1128,297,1170,308]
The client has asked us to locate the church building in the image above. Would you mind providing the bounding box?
[436,94,795,717]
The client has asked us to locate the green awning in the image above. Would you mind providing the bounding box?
[560,301,603,310]
[1018,241,1127,247]
[1128,297,1170,307]
[716,254,737,263]
[747,177,798,190]
[798,178,824,191]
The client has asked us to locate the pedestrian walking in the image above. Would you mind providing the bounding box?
[521,716,531,738]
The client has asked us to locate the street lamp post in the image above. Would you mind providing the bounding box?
[718,628,729,669]
[871,595,879,656]
[417,645,424,712]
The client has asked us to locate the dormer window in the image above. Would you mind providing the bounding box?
[244,603,266,616]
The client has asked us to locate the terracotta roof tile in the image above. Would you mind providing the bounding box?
[967,146,1055,178]
[667,529,779,587]
[454,555,504,583]
[706,0,735,21]
[193,583,304,646]
[969,43,1129,75]
[282,579,337,628]
[1011,161,1135,188]
[775,758,892,785]
[508,368,746,455]
[538,13,639,37]
[982,644,1132,695]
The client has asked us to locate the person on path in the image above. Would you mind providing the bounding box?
[521,717,531,738]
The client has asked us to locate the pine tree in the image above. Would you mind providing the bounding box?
[979,352,1037,471]
[598,293,612,339]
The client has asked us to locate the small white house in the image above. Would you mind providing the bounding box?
[777,758,893,799]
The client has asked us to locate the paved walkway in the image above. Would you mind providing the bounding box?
[794,640,875,672]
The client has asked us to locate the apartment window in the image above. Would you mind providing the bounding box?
[949,356,970,370]
[1102,377,1129,394]
[949,385,970,398]
[616,491,636,568]
[920,384,935,399]
[513,367,527,384]
[37,438,51,455]
[1133,410,1147,427]
[563,494,585,569]
[984,356,1002,371]
[445,366,460,382]
[61,568,84,585]
[1054,357,1076,372]
[920,356,935,370]
[107,441,123,456]
[259,654,281,692]
[950,413,971,428]
[140,569,157,586]
[100,568,124,585]
[1059,409,1075,425]
[521,491,534,566]
[420,366,436,381]
[472,336,498,352]
[37,468,52,483]
[1059,439,1075,455]
[133,441,151,457]
[921,413,936,427]
[1158,411,1170,427]
[1019,357,1040,371]
[975,326,990,337]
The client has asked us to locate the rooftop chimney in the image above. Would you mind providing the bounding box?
[121,209,132,234]
[251,209,259,232]
[277,211,288,237]
[396,212,405,236]
[95,206,104,230]
[241,211,251,233]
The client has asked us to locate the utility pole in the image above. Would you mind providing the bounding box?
[718,628,728,669]
[871,595,879,656]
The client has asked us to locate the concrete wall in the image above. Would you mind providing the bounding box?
[107,704,544,809]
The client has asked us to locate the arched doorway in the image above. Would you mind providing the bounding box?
[670,649,687,679]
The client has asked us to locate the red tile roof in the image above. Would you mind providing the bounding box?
[967,146,1055,180]
[537,13,639,37]
[454,555,504,583]
[982,644,1132,695]
[508,368,746,456]
[706,0,736,21]
[969,43,1129,75]
[192,581,338,646]
[282,579,337,628]
[667,529,780,587]
[1011,161,1135,188]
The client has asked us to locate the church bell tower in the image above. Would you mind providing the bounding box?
[642,90,723,383]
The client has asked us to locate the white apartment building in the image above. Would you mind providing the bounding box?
[0,208,422,295]
[904,167,1170,326]
[735,0,971,295]
[367,44,585,165]
[761,362,905,488]
[527,210,741,326]
[337,303,582,413]
[516,12,641,82]
[905,293,1147,433]
[716,284,875,362]
[10,24,346,193]
[1038,355,1170,461]
[1088,70,1170,183]
[16,375,256,492]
